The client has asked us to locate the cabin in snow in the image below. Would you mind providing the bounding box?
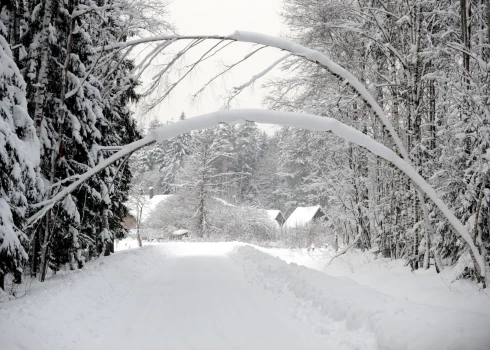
[171,229,189,240]
[284,205,327,229]
[266,210,286,227]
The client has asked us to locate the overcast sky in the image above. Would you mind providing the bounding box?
[136,0,285,133]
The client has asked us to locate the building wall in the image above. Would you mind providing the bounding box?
[123,214,137,230]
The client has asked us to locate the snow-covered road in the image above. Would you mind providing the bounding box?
[0,243,373,350]
[100,256,339,350]
[1,242,490,350]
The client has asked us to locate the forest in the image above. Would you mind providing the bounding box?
[1,0,489,296]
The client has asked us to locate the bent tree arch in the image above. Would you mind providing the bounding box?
[97,31,442,274]
[25,109,486,285]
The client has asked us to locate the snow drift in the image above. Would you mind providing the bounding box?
[230,245,490,350]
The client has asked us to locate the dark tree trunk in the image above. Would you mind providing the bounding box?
[30,229,39,277]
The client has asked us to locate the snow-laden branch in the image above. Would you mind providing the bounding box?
[71,4,120,19]
[95,30,408,159]
[93,30,487,283]
[24,109,485,280]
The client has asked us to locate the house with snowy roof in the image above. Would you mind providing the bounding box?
[283,205,327,229]
[266,210,286,227]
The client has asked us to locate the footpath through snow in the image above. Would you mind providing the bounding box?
[1,242,490,350]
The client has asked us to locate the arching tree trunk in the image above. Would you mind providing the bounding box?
[23,109,487,287]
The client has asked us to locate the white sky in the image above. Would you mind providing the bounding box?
[135,0,285,134]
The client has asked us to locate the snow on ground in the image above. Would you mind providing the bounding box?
[256,245,334,271]
[322,250,490,316]
[2,241,490,350]
[231,245,490,350]
[118,238,490,316]
[0,246,167,350]
[255,242,490,318]
[0,242,371,350]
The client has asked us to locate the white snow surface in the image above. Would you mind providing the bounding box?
[2,242,490,350]
[284,205,323,229]
[232,245,490,350]
[0,243,369,350]
[322,250,490,317]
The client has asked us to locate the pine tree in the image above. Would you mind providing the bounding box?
[249,133,281,208]
[0,18,42,290]
[20,0,142,278]
[159,112,190,194]
[232,121,262,203]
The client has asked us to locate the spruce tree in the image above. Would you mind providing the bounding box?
[159,112,190,194]
[0,20,42,290]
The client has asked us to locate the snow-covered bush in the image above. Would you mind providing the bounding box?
[145,195,195,240]
[280,220,334,249]
[145,195,276,243]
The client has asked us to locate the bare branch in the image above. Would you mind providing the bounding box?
[191,45,267,100]
[227,53,291,105]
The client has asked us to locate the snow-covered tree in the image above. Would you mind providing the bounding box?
[176,128,238,236]
[159,112,191,194]
[0,18,42,290]
[231,121,263,203]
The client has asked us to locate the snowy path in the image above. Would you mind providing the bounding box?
[97,256,332,350]
[2,242,490,350]
[0,243,372,350]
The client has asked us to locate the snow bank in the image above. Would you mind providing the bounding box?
[230,245,490,350]
[257,246,334,271]
[323,250,490,316]
[0,247,167,350]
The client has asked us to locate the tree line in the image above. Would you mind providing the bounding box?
[132,0,490,282]
[0,0,171,293]
[264,0,490,277]
[1,0,489,294]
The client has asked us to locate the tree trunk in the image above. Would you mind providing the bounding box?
[33,0,54,137]
[434,250,444,273]
[40,2,79,269]
[50,0,78,174]
[136,207,143,247]
[487,0,490,58]
[39,212,52,282]
[423,227,431,269]
[102,208,111,256]
[460,0,471,88]
[12,0,24,65]
[412,193,420,270]
[474,169,490,246]
[30,230,39,277]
